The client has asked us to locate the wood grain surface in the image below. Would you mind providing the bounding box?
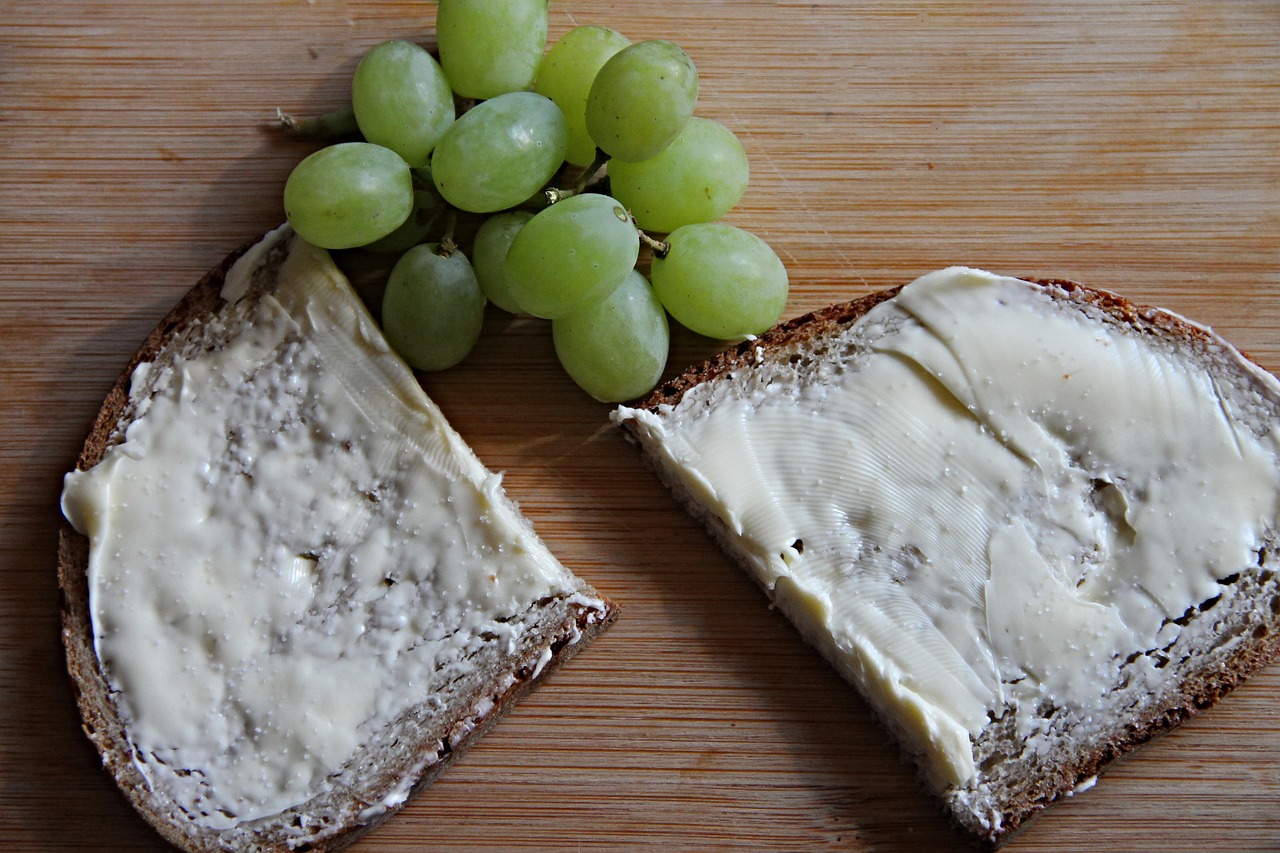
[2,1,1278,850]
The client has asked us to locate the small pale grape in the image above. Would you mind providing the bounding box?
[381,244,486,371]
[283,142,413,250]
[651,223,788,340]
[504,193,639,319]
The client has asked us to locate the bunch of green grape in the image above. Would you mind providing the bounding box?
[279,0,788,403]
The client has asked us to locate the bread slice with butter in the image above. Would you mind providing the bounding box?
[614,267,1280,847]
[57,225,617,853]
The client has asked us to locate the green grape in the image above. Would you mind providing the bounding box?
[534,25,631,167]
[362,188,445,254]
[430,92,568,214]
[381,244,486,371]
[650,223,788,340]
[553,269,670,403]
[283,142,413,250]
[608,117,749,233]
[585,40,698,162]
[504,193,639,319]
[471,211,533,314]
[351,40,455,169]
[436,0,547,99]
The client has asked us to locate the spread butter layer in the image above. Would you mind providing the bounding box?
[61,227,586,827]
[618,267,1280,786]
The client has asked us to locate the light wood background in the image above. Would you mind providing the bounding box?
[2,1,1278,850]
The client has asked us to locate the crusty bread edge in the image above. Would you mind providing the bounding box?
[57,239,620,853]
[635,287,904,411]
[58,244,249,850]
[632,278,1264,413]
[617,275,1280,848]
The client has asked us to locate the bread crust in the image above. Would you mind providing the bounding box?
[58,237,618,853]
[635,287,904,411]
[619,274,1280,848]
[635,277,1259,414]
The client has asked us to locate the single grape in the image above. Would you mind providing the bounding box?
[504,193,639,319]
[283,142,413,250]
[436,0,547,99]
[608,117,748,233]
[585,40,698,162]
[553,269,670,403]
[471,211,533,314]
[430,92,568,214]
[351,40,455,169]
[534,25,631,167]
[381,244,486,371]
[361,188,444,254]
[650,223,788,340]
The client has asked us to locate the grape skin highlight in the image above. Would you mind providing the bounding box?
[430,91,569,214]
[381,244,486,372]
[283,142,413,250]
[585,40,698,163]
[651,223,789,340]
[534,25,631,167]
[608,117,749,234]
[553,270,670,403]
[352,40,455,169]
[436,0,548,99]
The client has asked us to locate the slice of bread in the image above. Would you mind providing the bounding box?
[57,226,617,853]
[614,266,1280,848]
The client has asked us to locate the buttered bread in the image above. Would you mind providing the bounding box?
[615,267,1280,847]
[58,226,617,853]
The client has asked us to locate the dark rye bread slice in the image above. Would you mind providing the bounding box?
[614,272,1280,848]
[58,232,618,853]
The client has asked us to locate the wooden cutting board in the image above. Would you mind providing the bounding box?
[2,1,1277,850]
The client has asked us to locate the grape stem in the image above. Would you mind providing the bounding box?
[543,187,575,205]
[543,148,612,205]
[577,148,612,191]
[437,209,459,258]
[638,229,670,259]
[276,105,359,140]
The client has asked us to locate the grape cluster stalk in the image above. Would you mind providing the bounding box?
[279,0,788,402]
